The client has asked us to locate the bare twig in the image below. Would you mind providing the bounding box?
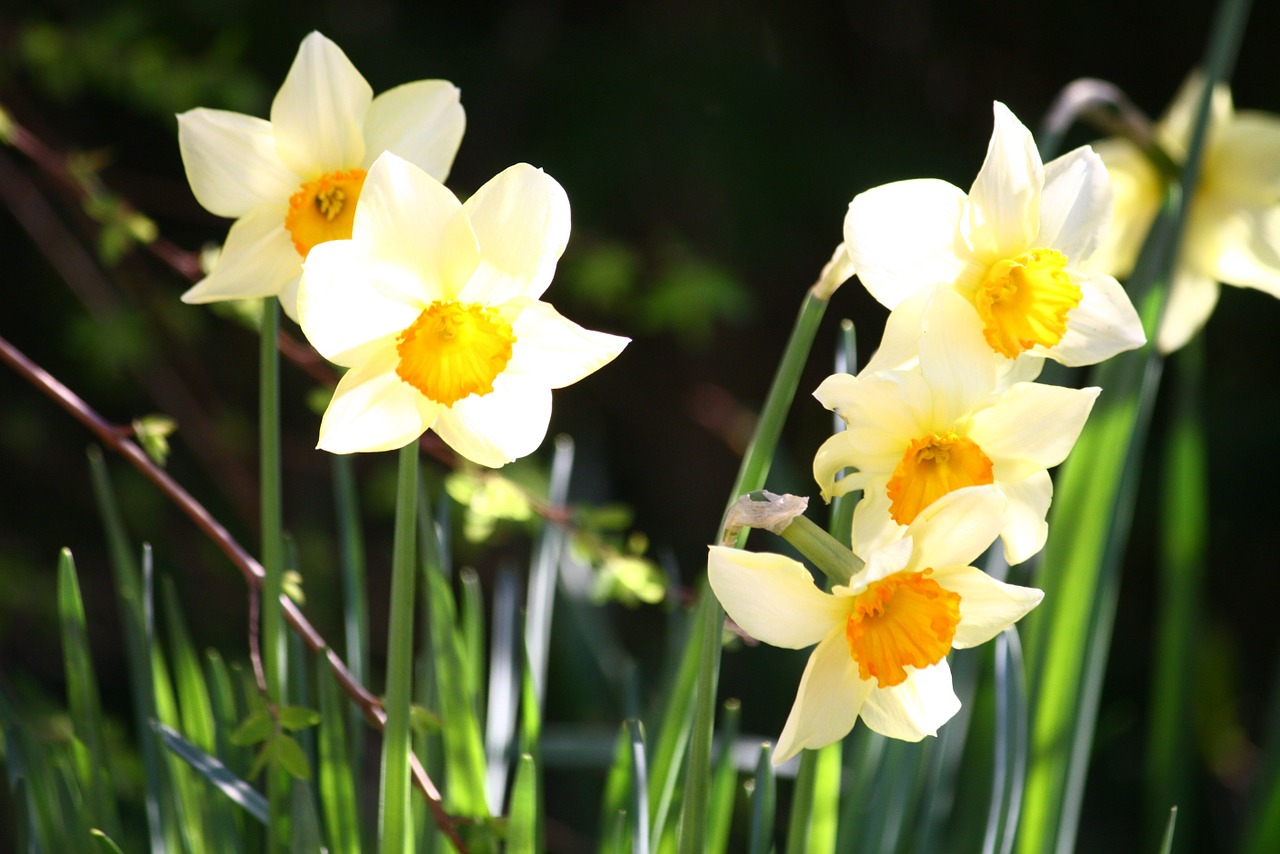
[0,332,470,853]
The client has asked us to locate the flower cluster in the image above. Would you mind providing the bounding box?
[178,32,628,466]
[710,103,1146,764]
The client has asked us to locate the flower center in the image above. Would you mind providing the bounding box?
[845,570,961,688]
[886,431,994,526]
[972,248,1082,358]
[284,169,368,258]
[395,301,517,407]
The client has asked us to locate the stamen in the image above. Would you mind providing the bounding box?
[284,169,368,258]
[973,248,1082,358]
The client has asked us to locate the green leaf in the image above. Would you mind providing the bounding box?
[316,655,361,854]
[507,754,539,854]
[747,743,776,854]
[274,734,312,781]
[153,719,268,824]
[706,700,741,854]
[90,829,127,854]
[277,706,321,732]
[230,710,275,747]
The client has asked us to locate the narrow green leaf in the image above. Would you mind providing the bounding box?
[525,435,574,715]
[333,454,370,789]
[277,707,322,732]
[316,652,362,854]
[485,567,522,816]
[1158,807,1179,854]
[153,719,268,824]
[290,779,325,852]
[460,568,486,723]
[786,740,841,854]
[647,595,702,848]
[629,720,651,854]
[508,754,539,854]
[747,743,775,854]
[599,723,634,854]
[706,700,742,854]
[90,829,127,854]
[57,548,121,838]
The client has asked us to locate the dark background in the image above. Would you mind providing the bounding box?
[2,1,1279,850]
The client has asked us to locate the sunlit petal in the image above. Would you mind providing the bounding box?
[270,31,372,176]
[178,109,298,218]
[773,629,874,764]
[363,80,465,182]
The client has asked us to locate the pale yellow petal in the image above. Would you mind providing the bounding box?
[318,349,437,453]
[932,565,1043,648]
[969,382,1099,477]
[181,204,299,303]
[431,376,552,467]
[964,102,1042,260]
[1038,145,1112,264]
[901,486,1005,573]
[270,32,371,176]
[503,299,629,388]
[917,289,996,425]
[1042,271,1146,366]
[773,628,873,764]
[858,660,958,741]
[1156,267,1220,354]
[177,109,298,218]
[1087,139,1161,279]
[363,80,465,182]
[458,164,571,304]
[707,548,848,649]
[996,470,1052,566]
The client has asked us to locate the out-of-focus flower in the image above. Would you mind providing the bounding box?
[845,102,1145,366]
[295,152,628,465]
[708,487,1042,764]
[178,31,464,319]
[1091,73,1280,353]
[813,289,1098,565]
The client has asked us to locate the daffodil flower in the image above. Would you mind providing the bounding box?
[708,487,1042,763]
[295,152,628,465]
[845,102,1145,366]
[813,289,1098,564]
[177,31,465,320]
[1090,73,1280,353]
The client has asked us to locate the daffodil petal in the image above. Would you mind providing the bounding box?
[318,349,437,453]
[363,80,465,182]
[1038,145,1112,264]
[1089,139,1161,279]
[1156,267,1220,354]
[1185,194,1280,291]
[817,372,932,472]
[1207,113,1280,202]
[296,239,420,367]
[849,482,904,561]
[270,32,371,176]
[932,565,1043,648]
[844,178,968,309]
[813,430,862,502]
[432,377,552,467]
[969,382,1099,477]
[901,486,1006,573]
[458,164,571,305]
[182,204,299,303]
[918,289,996,424]
[858,660,958,741]
[997,470,1052,565]
[773,628,872,764]
[964,102,1043,259]
[354,152,475,304]
[503,298,629,388]
[1157,72,1232,159]
[706,548,847,649]
[861,290,929,374]
[177,109,298,218]
[1043,271,1146,366]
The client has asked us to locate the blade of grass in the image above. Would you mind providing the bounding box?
[57,548,121,838]
[747,743,776,854]
[317,651,361,854]
[1159,807,1179,854]
[332,454,370,789]
[485,566,521,814]
[508,754,539,854]
[706,700,742,854]
[153,720,268,823]
[629,720,651,854]
[599,723,635,854]
[460,569,486,727]
[291,779,325,853]
[526,435,575,715]
[983,628,1028,854]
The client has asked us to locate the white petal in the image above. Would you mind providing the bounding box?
[318,349,438,453]
[813,430,862,502]
[270,32,372,176]
[181,204,300,303]
[773,628,873,764]
[1156,267,1220,354]
[431,377,552,467]
[1089,139,1162,279]
[1205,113,1280,204]
[901,486,1006,572]
[854,534,915,586]
[354,152,476,303]
[918,289,996,423]
[504,299,629,388]
[296,239,420,366]
[706,548,848,649]
[969,383,1099,479]
[821,372,933,473]
[844,179,969,308]
[849,483,906,562]
[861,290,929,374]
[1184,193,1280,291]
[1045,271,1146,366]
[997,470,1053,566]
[1037,145,1113,264]
[1156,72,1232,159]
[363,80,465,182]
[964,103,1043,260]
[932,565,1043,648]
[458,164,572,304]
[177,109,299,218]
[858,660,959,741]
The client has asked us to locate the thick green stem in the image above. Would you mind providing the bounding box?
[379,442,420,853]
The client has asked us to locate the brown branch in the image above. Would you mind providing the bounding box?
[0,332,469,853]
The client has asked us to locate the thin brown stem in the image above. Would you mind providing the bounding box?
[0,331,468,853]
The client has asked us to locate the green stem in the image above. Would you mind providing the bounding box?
[379,442,420,853]
[679,291,829,854]
[777,512,860,586]
[259,298,288,849]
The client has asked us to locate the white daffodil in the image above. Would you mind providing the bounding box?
[1090,73,1280,353]
[295,152,628,465]
[708,487,1042,764]
[845,102,1145,366]
[178,31,464,320]
[813,289,1098,565]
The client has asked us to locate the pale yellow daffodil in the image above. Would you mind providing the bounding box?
[295,152,629,465]
[708,487,1042,764]
[178,31,465,320]
[813,289,1098,565]
[845,102,1145,366]
[1091,73,1280,353]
